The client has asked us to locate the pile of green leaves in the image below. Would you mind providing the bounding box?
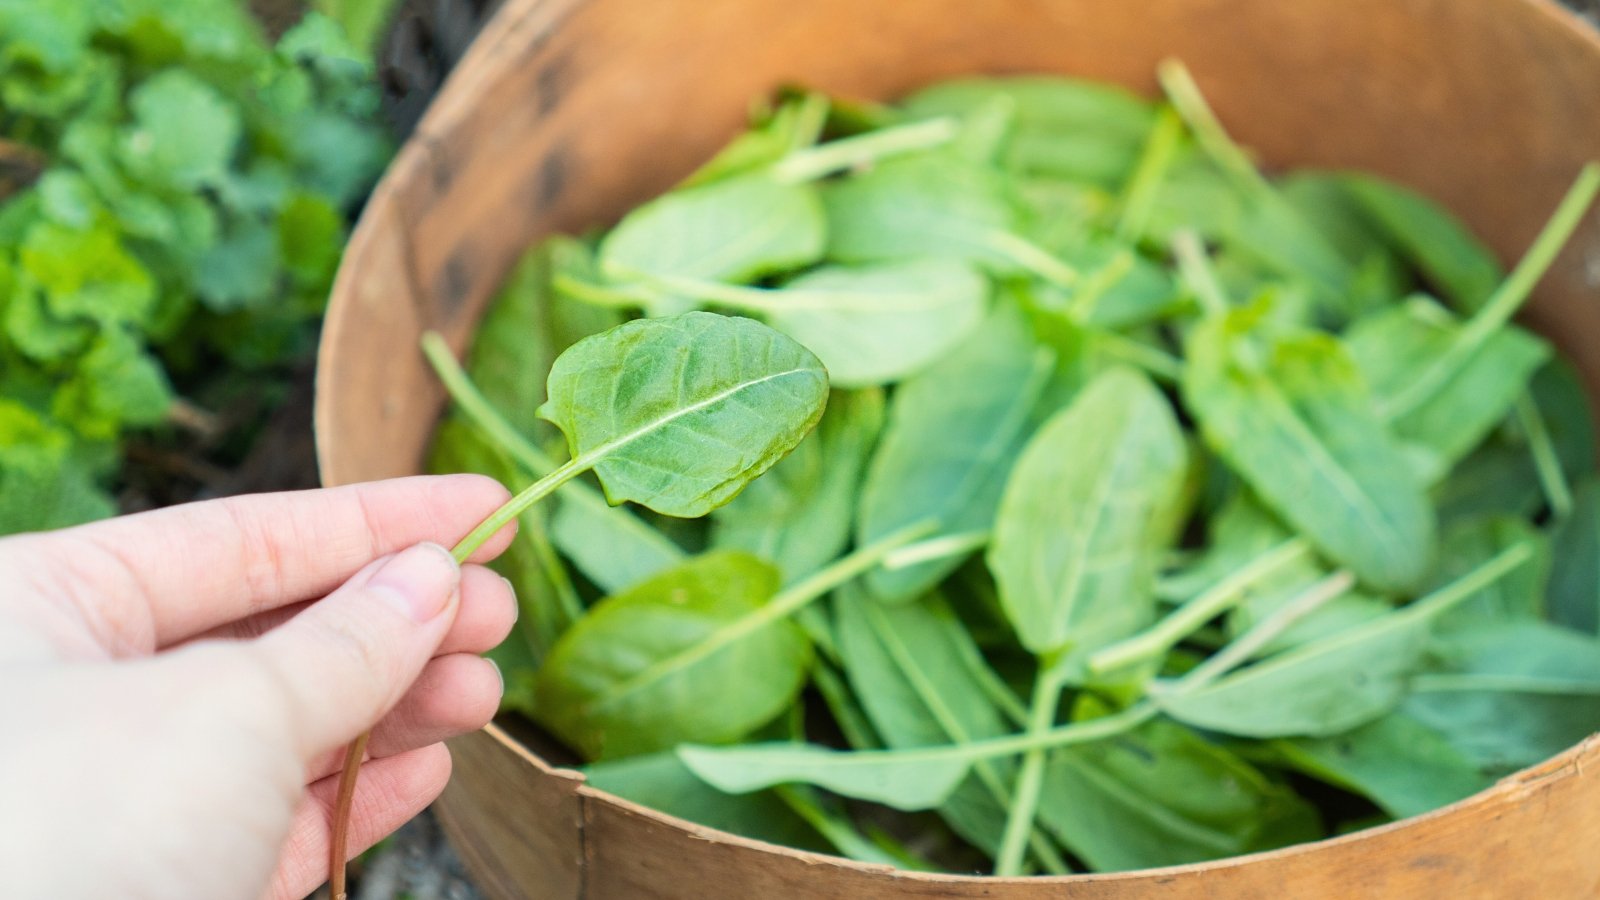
[430,63,1600,875]
[0,0,390,532]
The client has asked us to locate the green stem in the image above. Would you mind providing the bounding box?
[523,505,585,627]
[1517,393,1574,520]
[984,231,1080,288]
[1067,251,1136,321]
[422,332,672,549]
[1098,331,1185,384]
[881,530,991,570]
[772,117,959,184]
[450,456,589,563]
[1089,538,1312,675]
[1170,570,1356,690]
[1117,106,1184,240]
[1401,542,1533,621]
[1172,229,1229,317]
[551,271,652,308]
[1157,59,1270,195]
[1381,163,1600,421]
[862,601,1067,874]
[994,660,1067,876]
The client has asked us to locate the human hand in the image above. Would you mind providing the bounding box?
[0,475,518,899]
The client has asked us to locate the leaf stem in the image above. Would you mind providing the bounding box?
[1167,570,1356,691]
[1516,393,1574,519]
[1172,229,1229,317]
[1088,538,1312,675]
[1410,673,1600,695]
[1157,59,1270,195]
[1380,163,1600,421]
[421,332,561,473]
[881,530,991,570]
[984,231,1080,287]
[994,661,1067,875]
[771,117,960,184]
[327,730,369,900]
[1116,106,1184,241]
[450,456,590,563]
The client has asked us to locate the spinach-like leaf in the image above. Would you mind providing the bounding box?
[538,312,829,518]
[584,751,829,850]
[1183,302,1435,593]
[1340,173,1505,313]
[1403,621,1600,775]
[1423,516,1549,631]
[1038,715,1319,871]
[1347,297,1549,481]
[549,495,686,594]
[1549,478,1600,634]
[1153,544,1533,738]
[678,741,970,812]
[534,551,808,758]
[597,172,825,312]
[649,259,990,387]
[990,367,1188,658]
[902,77,1156,186]
[821,153,1076,285]
[857,304,1055,602]
[712,389,884,583]
[1270,714,1492,819]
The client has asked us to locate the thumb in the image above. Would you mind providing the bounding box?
[246,542,462,762]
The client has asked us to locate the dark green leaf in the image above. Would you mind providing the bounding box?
[1271,714,1492,819]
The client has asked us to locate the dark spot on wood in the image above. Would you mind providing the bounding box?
[536,51,573,117]
[423,136,456,195]
[536,143,573,208]
[436,249,475,321]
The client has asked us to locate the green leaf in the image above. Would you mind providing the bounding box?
[1549,478,1600,634]
[277,191,343,282]
[118,69,241,190]
[1039,716,1319,870]
[537,312,830,518]
[584,751,828,850]
[989,367,1188,657]
[857,304,1055,601]
[677,742,969,811]
[902,77,1156,186]
[51,328,173,438]
[1340,173,1505,313]
[712,389,883,583]
[1153,545,1533,738]
[597,173,825,309]
[1182,302,1435,593]
[1271,714,1492,819]
[821,154,1072,284]
[0,399,115,532]
[1423,516,1549,631]
[549,495,686,594]
[19,221,157,328]
[1347,298,1549,480]
[533,551,809,759]
[1404,622,1600,775]
[194,219,280,312]
[681,259,991,388]
[834,590,1019,857]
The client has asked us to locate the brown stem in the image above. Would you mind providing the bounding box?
[328,729,371,900]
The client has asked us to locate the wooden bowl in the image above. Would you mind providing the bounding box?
[315,0,1600,895]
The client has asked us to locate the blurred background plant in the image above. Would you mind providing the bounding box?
[0,0,392,533]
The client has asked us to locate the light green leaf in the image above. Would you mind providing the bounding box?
[1423,516,1549,631]
[712,389,883,583]
[677,742,969,811]
[534,551,808,759]
[583,751,828,850]
[1183,302,1435,593]
[1404,621,1600,776]
[857,304,1055,601]
[1340,173,1505,313]
[538,312,830,518]
[549,495,686,594]
[990,367,1187,657]
[598,173,824,310]
[1039,715,1318,870]
[118,69,241,189]
[1347,298,1549,480]
[1272,714,1492,819]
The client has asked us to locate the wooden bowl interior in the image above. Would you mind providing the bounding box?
[316,0,1600,896]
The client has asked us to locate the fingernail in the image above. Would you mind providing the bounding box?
[486,657,504,694]
[501,576,519,623]
[368,542,461,623]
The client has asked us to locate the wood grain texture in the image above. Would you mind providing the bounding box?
[317,0,1600,895]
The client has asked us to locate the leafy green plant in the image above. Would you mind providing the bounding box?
[426,64,1600,876]
[0,0,391,532]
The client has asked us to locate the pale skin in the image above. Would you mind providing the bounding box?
[0,475,519,899]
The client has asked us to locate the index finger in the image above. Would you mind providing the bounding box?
[3,475,515,654]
